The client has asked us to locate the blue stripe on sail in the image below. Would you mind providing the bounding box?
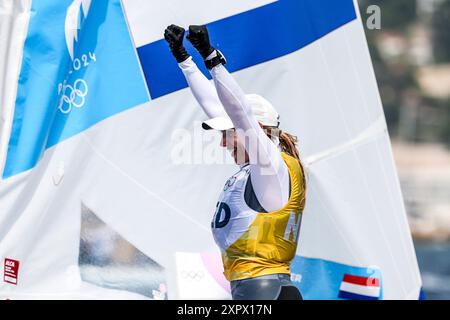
[2,0,356,179]
[137,0,357,99]
[290,256,384,300]
[338,291,380,301]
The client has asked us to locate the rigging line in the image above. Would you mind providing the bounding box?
[343,26,418,290]
[81,133,210,233]
[317,36,402,280]
[304,116,386,167]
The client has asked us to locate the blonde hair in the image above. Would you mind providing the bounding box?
[279,130,300,161]
[264,127,300,161]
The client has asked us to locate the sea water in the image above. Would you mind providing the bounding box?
[415,241,450,300]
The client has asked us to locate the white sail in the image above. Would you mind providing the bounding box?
[0,0,422,299]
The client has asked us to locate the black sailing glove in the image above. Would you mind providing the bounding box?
[186,25,215,59]
[187,25,226,70]
[164,24,190,63]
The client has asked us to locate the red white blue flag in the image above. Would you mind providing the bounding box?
[338,274,381,300]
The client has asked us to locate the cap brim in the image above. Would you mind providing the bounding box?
[202,117,234,130]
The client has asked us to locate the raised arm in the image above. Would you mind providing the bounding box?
[210,57,290,211]
[187,26,290,211]
[178,57,226,119]
[164,25,226,119]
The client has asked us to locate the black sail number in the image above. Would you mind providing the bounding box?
[212,202,231,229]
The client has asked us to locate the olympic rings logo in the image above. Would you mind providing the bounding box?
[181,270,205,281]
[58,79,88,114]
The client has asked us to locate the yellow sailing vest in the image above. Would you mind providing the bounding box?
[211,152,306,281]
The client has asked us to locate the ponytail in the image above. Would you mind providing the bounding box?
[263,127,300,161]
[279,130,300,161]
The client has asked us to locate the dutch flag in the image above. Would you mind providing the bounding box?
[338,274,381,300]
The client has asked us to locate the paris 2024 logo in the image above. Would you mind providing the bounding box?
[58,0,96,114]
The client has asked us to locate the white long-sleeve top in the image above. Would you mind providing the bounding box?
[179,56,290,212]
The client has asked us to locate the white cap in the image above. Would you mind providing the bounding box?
[202,94,280,130]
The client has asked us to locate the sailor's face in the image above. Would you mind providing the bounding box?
[220,129,248,165]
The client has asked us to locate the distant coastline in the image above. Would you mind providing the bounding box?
[412,230,450,242]
[392,141,450,243]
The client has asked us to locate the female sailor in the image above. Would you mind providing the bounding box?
[164,24,307,300]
